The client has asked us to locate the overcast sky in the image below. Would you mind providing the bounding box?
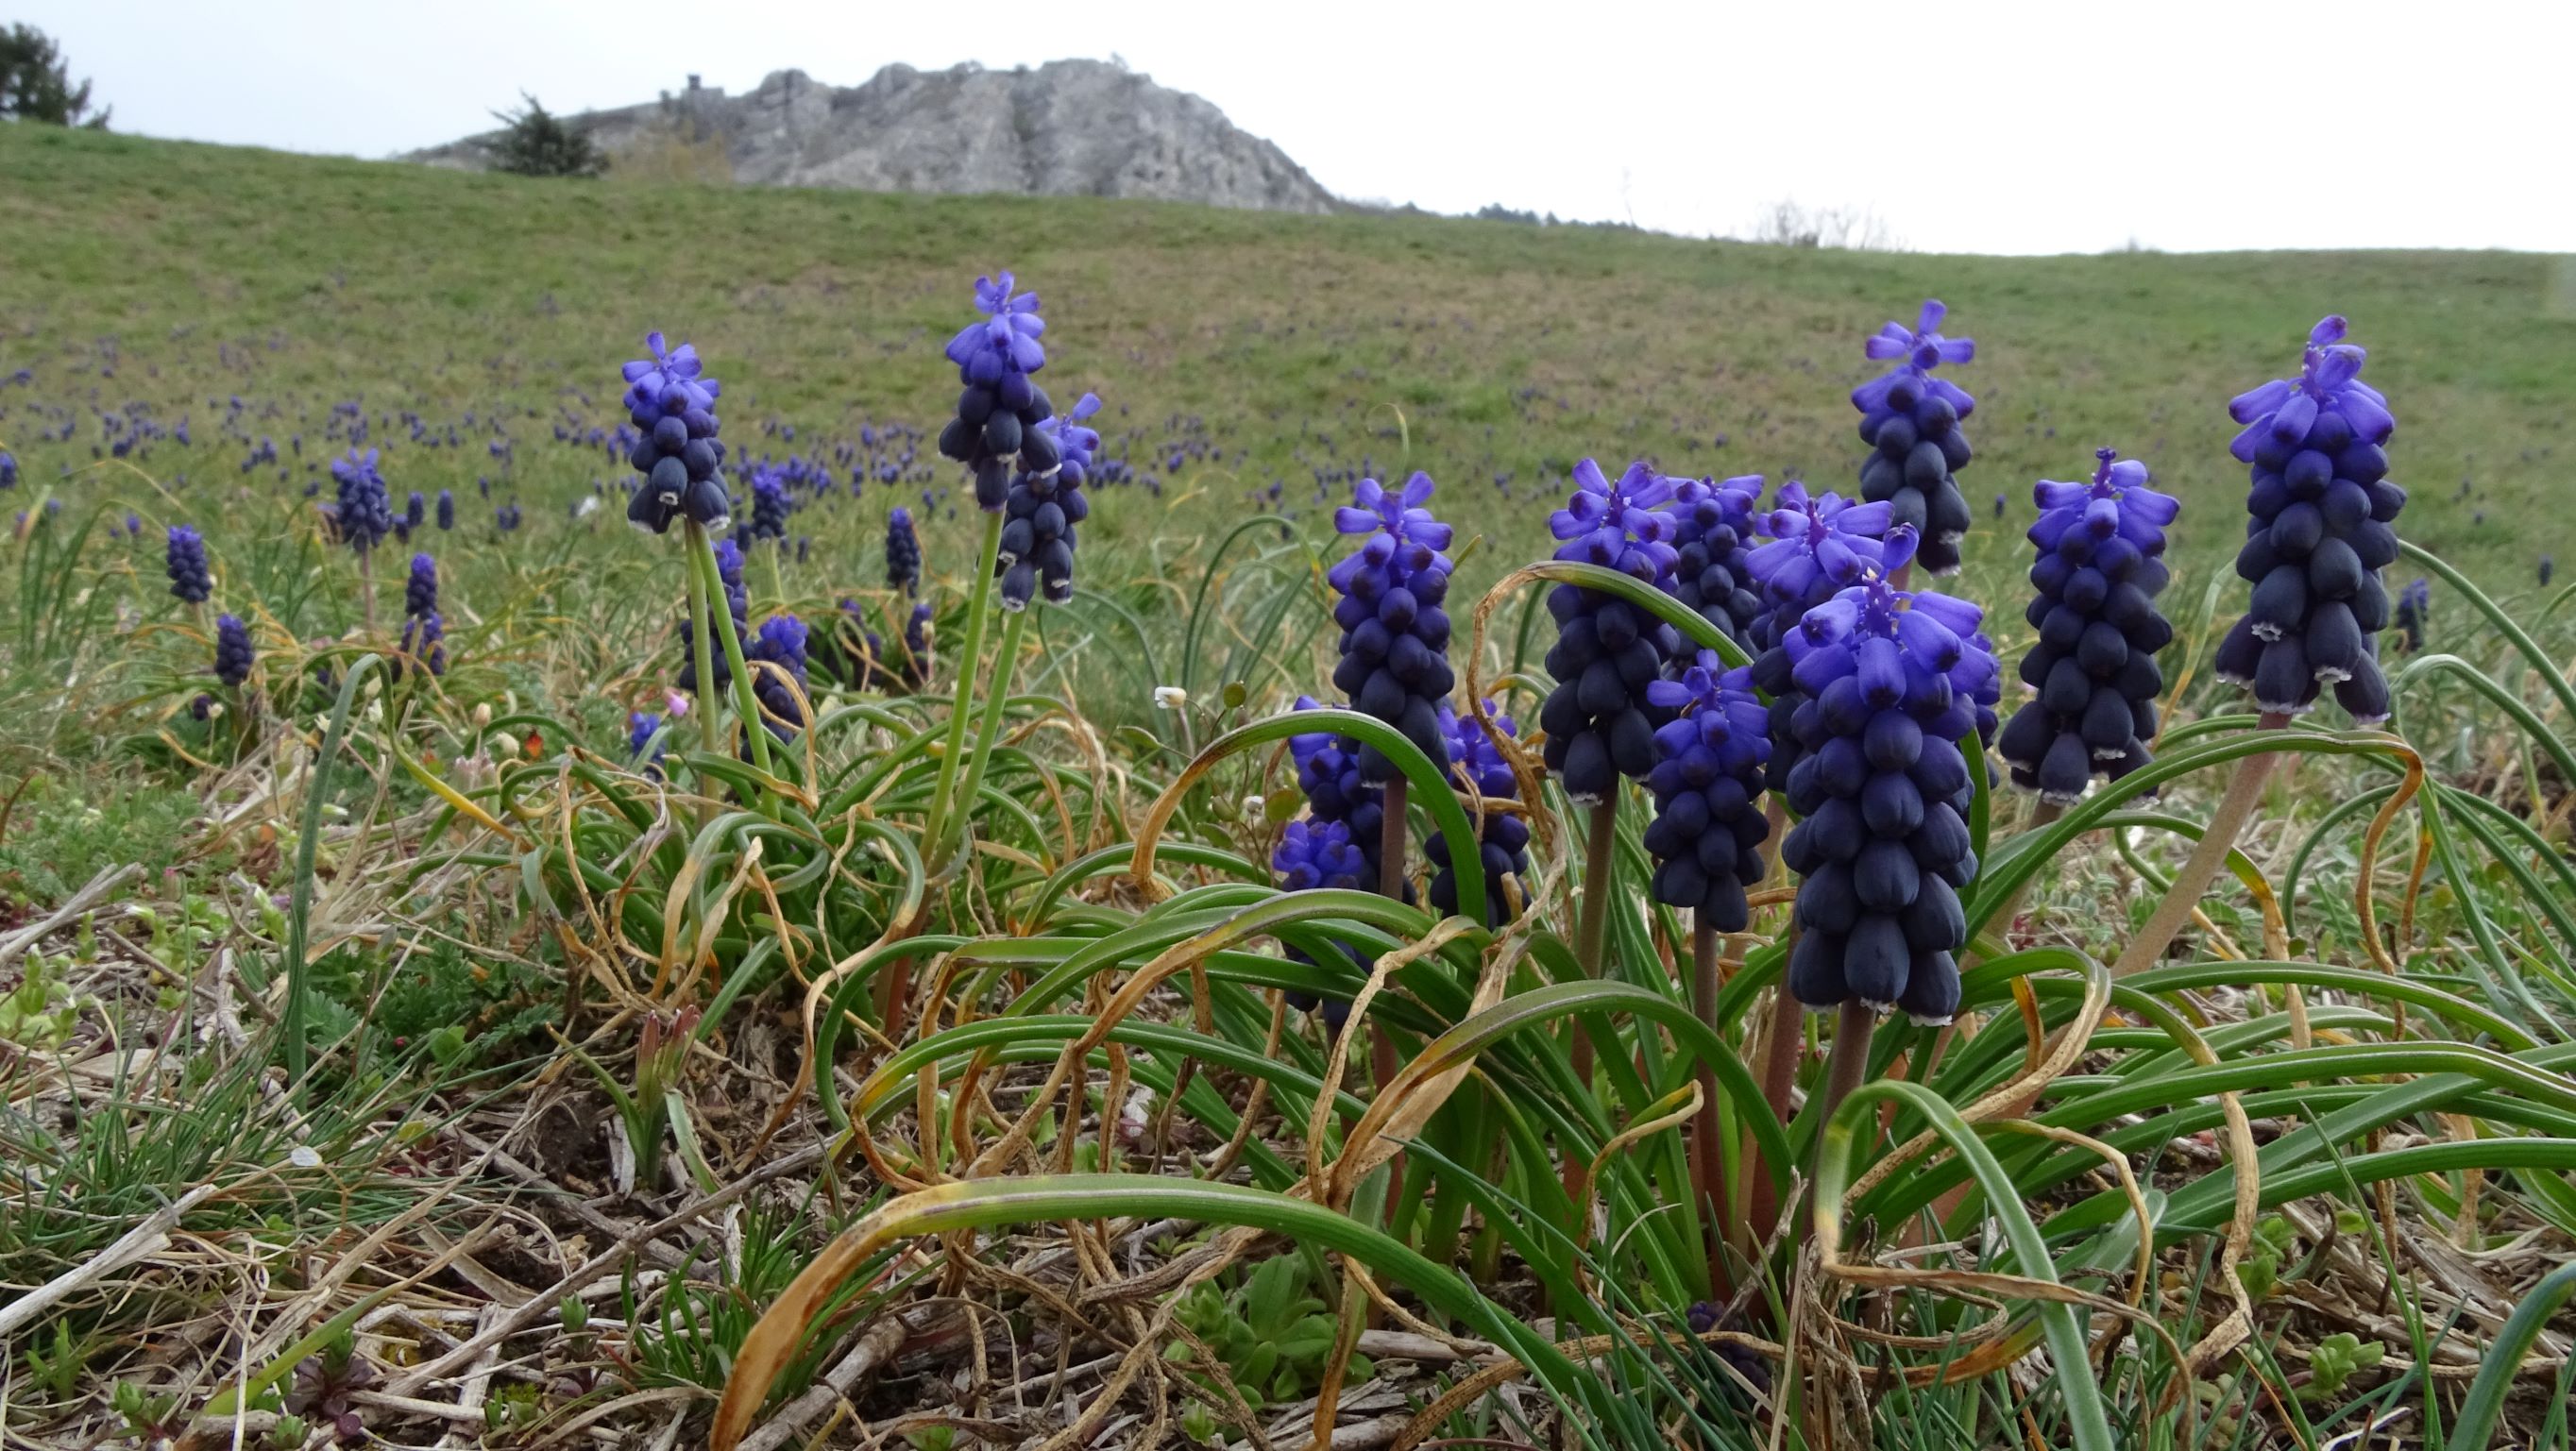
[18,0,2572,255]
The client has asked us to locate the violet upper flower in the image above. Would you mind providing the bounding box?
[1667,474,1766,650]
[936,271,1060,509]
[2212,315,2403,723]
[1853,300,1977,575]
[886,506,922,596]
[213,613,254,688]
[330,449,395,552]
[619,330,731,535]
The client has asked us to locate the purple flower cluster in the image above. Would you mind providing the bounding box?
[1426,706,1531,927]
[1537,460,1684,803]
[744,465,792,546]
[404,491,426,537]
[1997,449,2178,801]
[1666,474,1767,648]
[436,489,455,531]
[1272,814,1371,1023]
[745,615,810,739]
[998,392,1100,608]
[399,551,447,677]
[887,506,922,595]
[1327,473,1457,781]
[936,271,1059,510]
[213,613,253,688]
[619,332,731,534]
[330,448,395,553]
[1289,696,1389,882]
[1641,654,1771,931]
[166,524,212,604]
[1780,574,1997,1024]
[2212,316,2403,723]
[1853,301,1977,575]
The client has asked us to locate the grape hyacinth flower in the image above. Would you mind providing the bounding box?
[1327,473,1457,782]
[2212,316,2404,723]
[0,449,13,489]
[2544,554,2557,588]
[936,271,1057,511]
[886,506,922,595]
[998,392,1101,608]
[1537,460,1683,803]
[213,613,254,688]
[619,331,732,534]
[744,615,810,739]
[166,525,212,605]
[1272,816,1372,1021]
[1996,449,2179,803]
[406,491,426,533]
[628,711,666,777]
[1426,706,1531,927]
[1853,301,1977,575]
[1743,483,1897,787]
[2393,577,2429,652]
[1666,474,1767,649]
[1641,654,1771,932]
[1779,570,1999,1024]
[436,489,455,531]
[1289,697,1389,886]
[398,552,447,677]
[902,600,933,685]
[330,449,395,553]
[745,466,792,545]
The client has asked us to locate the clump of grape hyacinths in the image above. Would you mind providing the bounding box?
[998,392,1100,608]
[1743,483,1897,786]
[1641,654,1771,932]
[1779,548,1998,1024]
[399,552,447,677]
[1538,460,1683,803]
[1327,473,1457,782]
[166,525,212,605]
[887,506,922,595]
[1426,706,1531,927]
[1996,449,2178,803]
[1666,474,1767,649]
[1853,301,1977,575]
[937,272,1057,511]
[213,613,254,689]
[2212,316,2403,723]
[331,448,395,553]
[619,332,731,534]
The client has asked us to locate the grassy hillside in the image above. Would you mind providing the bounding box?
[4,121,2570,596]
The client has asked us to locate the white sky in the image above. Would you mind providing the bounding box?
[19,0,2574,255]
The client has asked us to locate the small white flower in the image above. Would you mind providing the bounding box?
[1153,686,1188,711]
[289,1146,323,1169]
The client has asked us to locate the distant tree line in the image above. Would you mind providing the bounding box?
[0,23,108,127]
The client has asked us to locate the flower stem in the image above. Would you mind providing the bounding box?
[922,512,1006,873]
[2109,712,2290,977]
[1746,931,1803,1241]
[945,604,1027,869]
[1568,798,1619,1088]
[1371,773,1410,1253]
[681,531,720,821]
[1815,1000,1878,1169]
[691,528,771,780]
[356,548,376,633]
[1687,917,1737,1293]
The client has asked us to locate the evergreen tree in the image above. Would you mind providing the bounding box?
[488,93,606,177]
[0,24,110,127]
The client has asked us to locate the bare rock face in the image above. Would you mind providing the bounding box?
[414,59,1338,214]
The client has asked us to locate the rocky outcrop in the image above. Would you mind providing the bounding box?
[413,59,1339,214]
